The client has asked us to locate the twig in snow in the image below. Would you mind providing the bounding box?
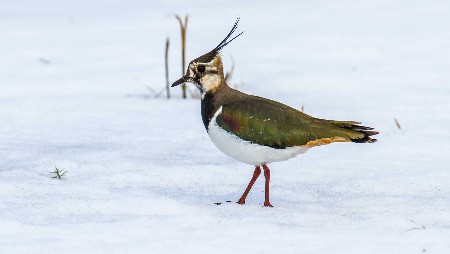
[214,201,232,206]
[133,78,166,98]
[224,56,235,83]
[188,87,201,99]
[38,58,51,65]
[51,167,67,180]
[402,219,425,233]
[395,118,402,129]
[145,85,165,98]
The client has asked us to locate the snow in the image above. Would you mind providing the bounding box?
[1,0,450,253]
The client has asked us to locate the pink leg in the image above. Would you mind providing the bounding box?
[237,166,261,205]
[262,164,273,207]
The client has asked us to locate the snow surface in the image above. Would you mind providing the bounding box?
[1,0,450,253]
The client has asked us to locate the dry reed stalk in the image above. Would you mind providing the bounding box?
[175,14,189,99]
[165,37,170,99]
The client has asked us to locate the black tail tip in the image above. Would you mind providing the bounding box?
[351,134,378,143]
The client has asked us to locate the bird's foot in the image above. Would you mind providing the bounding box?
[263,201,273,207]
[237,198,246,205]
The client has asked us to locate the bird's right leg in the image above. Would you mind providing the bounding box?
[237,166,261,205]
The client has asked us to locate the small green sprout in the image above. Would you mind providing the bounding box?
[51,167,67,180]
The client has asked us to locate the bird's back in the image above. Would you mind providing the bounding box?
[212,86,377,149]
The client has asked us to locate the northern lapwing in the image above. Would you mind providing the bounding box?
[171,18,378,207]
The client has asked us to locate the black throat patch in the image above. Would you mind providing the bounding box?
[201,92,217,130]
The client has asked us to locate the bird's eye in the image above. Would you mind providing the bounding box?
[197,65,206,73]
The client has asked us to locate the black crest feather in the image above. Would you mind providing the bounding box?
[214,17,244,52]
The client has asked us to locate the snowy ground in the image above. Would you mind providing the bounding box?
[1,0,450,253]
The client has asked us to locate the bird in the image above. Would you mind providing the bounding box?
[171,18,378,207]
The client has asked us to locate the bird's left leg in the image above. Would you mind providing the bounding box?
[262,164,273,207]
[237,166,261,205]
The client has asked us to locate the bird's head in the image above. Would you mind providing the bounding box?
[171,18,243,94]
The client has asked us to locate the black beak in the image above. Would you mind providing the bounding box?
[171,75,189,87]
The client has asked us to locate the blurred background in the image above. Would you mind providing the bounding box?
[2,0,449,101]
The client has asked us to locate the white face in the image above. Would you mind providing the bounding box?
[187,55,223,94]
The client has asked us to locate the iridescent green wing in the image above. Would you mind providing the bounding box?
[215,98,318,148]
[215,97,368,148]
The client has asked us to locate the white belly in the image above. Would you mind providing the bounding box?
[207,107,308,166]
